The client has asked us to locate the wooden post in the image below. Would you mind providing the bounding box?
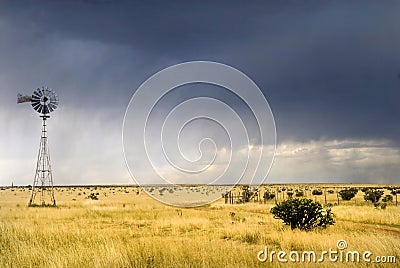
[396,194,398,206]
[337,192,340,206]
[324,188,327,205]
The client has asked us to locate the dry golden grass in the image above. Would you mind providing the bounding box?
[0,185,399,267]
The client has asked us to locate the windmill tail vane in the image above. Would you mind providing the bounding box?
[17,93,32,103]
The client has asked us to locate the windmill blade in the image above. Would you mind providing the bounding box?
[31,86,59,115]
[17,93,32,104]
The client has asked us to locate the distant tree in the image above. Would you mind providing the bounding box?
[271,198,335,231]
[312,189,323,196]
[263,191,275,201]
[364,189,384,203]
[88,193,98,200]
[391,189,400,195]
[338,188,358,201]
[382,195,393,203]
[295,191,304,197]
[361,187,371,193]
[241,186,257,203]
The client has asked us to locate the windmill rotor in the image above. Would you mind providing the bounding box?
[31,87,59,115]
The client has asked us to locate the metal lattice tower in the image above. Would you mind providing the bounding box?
[17,86,59,206]
[29,115,56,206]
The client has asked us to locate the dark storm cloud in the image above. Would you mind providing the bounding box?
[2,0,399,143]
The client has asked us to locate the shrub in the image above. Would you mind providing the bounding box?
[241,186,257,203]
[364,189,384,203]
[263,191,275,200]
[295,191,304,197]
[312,189,323,196]
[391,189,400,195]
[270,198,335,231]
[382,195,393,202]
[88,193,98,200]
[287,191,294,199]
[338,188,358,200]
[361,187,371,193]
[327,190,334,194]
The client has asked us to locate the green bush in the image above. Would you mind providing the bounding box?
[382,195,393,202]
[263,191,275,200]
[364,189,384,203]
[270,198,335,231]
[361,187,371,193]
[338,188,358,200]
[390,189,400,195]
[241,186,257,203]
[88,193,98,200]
[312,189,323,196]
[295,191,304,197]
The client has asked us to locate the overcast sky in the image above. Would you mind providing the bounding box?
[1,0,399,185]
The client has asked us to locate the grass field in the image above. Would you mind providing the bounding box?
[0,184,399,267]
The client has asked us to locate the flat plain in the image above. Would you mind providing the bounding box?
[0,184,399,267]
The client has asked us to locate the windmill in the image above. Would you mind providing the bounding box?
[17,87,59,206]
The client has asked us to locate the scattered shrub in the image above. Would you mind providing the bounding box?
[312,189,323,196]
[88,193,98,200]
[364,189,384,203]
[327,190,334,194]
[382,195,393,202]
[361,187,371,193]
[338,188,358,200]
[391,189,400,195]
[295,191,304,197]
[271,198,335,231]
[241,186,257,203]
[263,191,275,200]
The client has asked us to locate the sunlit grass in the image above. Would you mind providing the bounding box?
[0,185,399,267]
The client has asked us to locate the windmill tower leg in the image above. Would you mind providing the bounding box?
[28,115,56,206]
